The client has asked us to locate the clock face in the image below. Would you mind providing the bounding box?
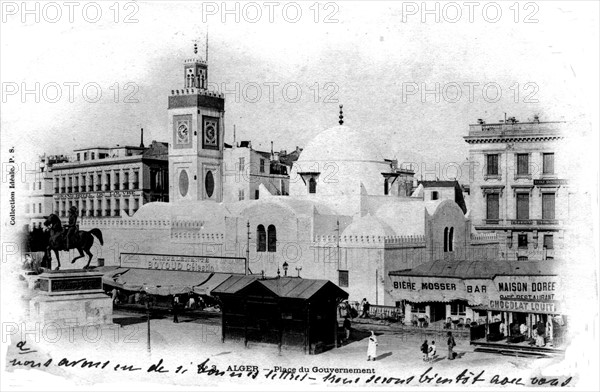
[205,125,216,142]
[176,121,190,144]
[202,117,219,150]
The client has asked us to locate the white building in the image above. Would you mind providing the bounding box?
[464,119,569,260]
[222,141,292,202]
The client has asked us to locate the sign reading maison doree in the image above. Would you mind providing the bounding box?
[120,253,245,274]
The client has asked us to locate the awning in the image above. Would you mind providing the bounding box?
[388,259,564,307]
[102,268,232,296]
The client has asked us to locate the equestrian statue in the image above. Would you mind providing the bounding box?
[43,206,104,270]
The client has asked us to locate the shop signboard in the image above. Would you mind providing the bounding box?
[389,273,564,310]
[120,252,245,274]
[493,275,561,302]
[485,298,561,314]
[390,276,467,303]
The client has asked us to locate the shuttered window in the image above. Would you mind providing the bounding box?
[267,225,277,252]
[486,194,499,219]
[516,193,529,219]
[338,270,349,288]
[486,154,499,175]
[516,154,529,175]
[544,235,554,249]
[257,225,266,252]
[542,193,555,220]
[543,153,554,174]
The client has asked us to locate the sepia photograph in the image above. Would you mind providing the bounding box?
[1,1,598,390]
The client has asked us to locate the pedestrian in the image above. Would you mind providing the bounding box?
[343,316,352,343]
[499,319,507,338]
[186,293,196,310]
[172,295,180,323]
[111,288,118,304]
[428,341,436,361]
[361,299,371,318]
[367,331,378,361]
[447,331,456,360]
[421,340,429,362]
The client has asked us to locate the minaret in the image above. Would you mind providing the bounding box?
[167,35,225,203]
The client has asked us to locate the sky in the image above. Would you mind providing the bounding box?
[1,1,598,175]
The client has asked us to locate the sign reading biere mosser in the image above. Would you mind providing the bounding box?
[120,252,245,274]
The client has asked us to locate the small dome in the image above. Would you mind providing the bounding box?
[342,214,396,238]
[298,125,384,163]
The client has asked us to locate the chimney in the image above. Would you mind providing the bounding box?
[140,128,145,148]
[270,141,274,157]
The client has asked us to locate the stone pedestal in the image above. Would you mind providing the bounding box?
[30,269,113,328]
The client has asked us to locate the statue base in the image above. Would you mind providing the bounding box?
[29,269,113,328]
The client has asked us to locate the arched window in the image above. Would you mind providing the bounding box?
[443,227,448,252]
[267,225,277,252]
[257,225,266,252]
[449,227,454,252]
[309,178,317,194]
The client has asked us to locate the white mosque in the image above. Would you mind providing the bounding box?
[81,51,499,310]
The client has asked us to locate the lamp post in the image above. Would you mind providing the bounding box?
[295,266,302,278]
[282,261,288,277]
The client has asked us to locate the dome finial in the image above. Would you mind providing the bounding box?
[338,104,344,125]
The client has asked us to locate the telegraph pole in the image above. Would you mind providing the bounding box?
[246,221,250,275]
[336,220,340,271]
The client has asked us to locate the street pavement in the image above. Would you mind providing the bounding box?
[3,309,576,390]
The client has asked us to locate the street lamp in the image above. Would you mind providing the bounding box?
[282,261,288,277]
[295,266,302,278]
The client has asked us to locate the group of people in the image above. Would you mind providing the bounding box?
[339,298,372,319]
[421,332,456,361]
[498,318,549,347]
[366,331,457,362]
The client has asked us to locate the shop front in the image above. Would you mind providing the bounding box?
[388,260,566,353]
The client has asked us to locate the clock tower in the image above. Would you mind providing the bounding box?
[168,50,225,203]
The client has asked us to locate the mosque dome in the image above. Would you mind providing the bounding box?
[289,125,391,202]
[297,125,384,163]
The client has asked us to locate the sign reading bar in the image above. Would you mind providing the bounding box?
[120,252,245,274]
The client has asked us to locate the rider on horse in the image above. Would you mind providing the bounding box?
[64,206,79,250]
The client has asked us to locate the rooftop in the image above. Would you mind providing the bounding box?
[465,120,566,142]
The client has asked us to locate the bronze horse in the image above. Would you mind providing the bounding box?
[43,213,104,270]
